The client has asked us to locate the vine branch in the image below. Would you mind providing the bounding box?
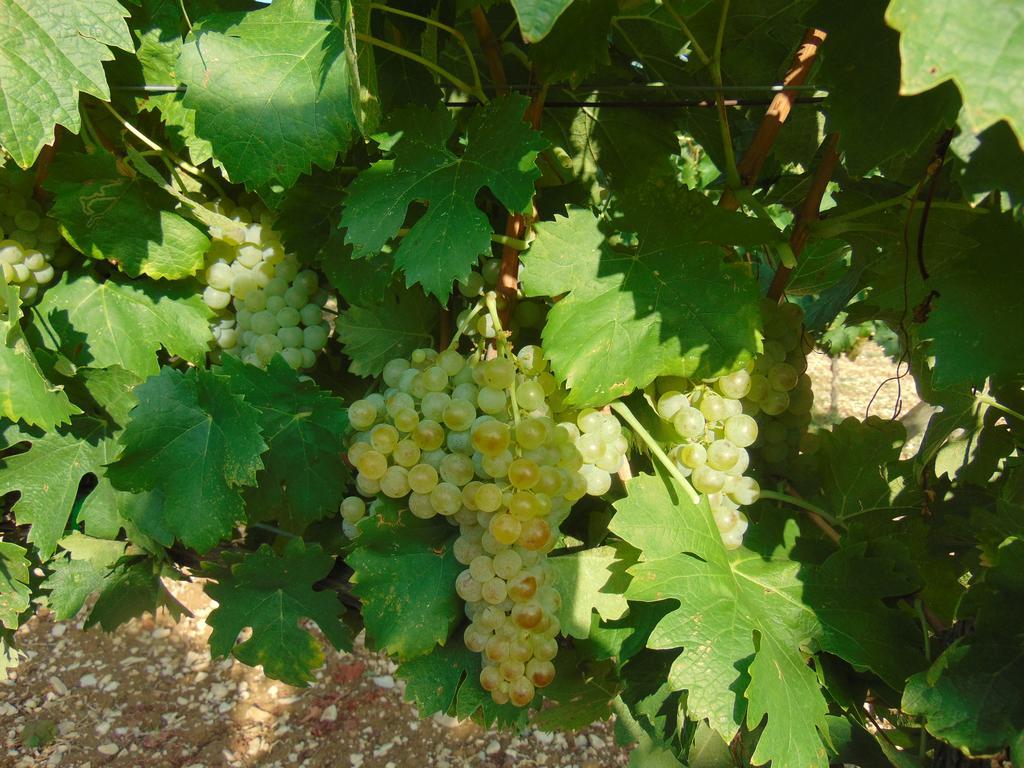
[767,131,841,300]
[720,27,827,211]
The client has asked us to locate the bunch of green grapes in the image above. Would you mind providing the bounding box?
[742,299,814,468]
[655,371,760,550]
[199,199,330,370]
[557,408,630,497]
[0,171,63,308]
[342,344,588,707]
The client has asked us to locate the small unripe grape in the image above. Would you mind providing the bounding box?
[531,635,557,662]
[408,492,436,519]
[430,482,462,516]
[348,399,377,430]
[490,513,522,545]
[581,465,612,496]
[266,295,287,314]
[440,453,475,486]
[356,450,388,480]
[679,443,707,469]
[355,472,381,497]
[456,570,483,601]
[413,420,445,451]
[380,465,410,498]
[493,549,522,580]
[255,334,283,362]
[480,665,503,691]
[370,424,400,454]
[518,518,551,551]
[515,418,548,451]
[482,357,515,389]
[673,406,706,438]
[699,393,730,422]
[276,306,300,328]
[477,386,507,415]
[691,465,726,494]
[392,439,421,468]
[517,380,546,411]
[471,421,510,456]
[727,476,761,506]
[299,303,322,326]
[303,324,328,351]
[527,659,556,688]
[463,624,489,653]
[508,458,540,490]
[481,576,508,605]
[760,389,790,416]
[203,286,232,310]
[475,483,503,513]
[707,440,740,471]
[382,358,409,388]
[657,391,689,420]
[251,310,277,335]
[508,572,538,602]
[511,601,543,630]
[277,326,304,348]
[420,391,451,421]
[443,400,476,432]
[717,370,752,399]
[340,496,366,523]
[481,450,513,479]
[768,362,799,392]
[724,414,758,448]
[393,408,419,433]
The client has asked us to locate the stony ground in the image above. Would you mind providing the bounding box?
[3,343,915,768]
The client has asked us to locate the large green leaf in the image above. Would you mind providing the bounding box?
[30,270,212,379]
[178,0,359,190]
[347,501,461,659]
[511,0,574,42]
[0,419,116,560]
[0,541,30,630]
[529,0,616,86]
[220,355,349,532]
[341,98,547,300]
[106,368,266,553]
[611,473,830,767]
[887,0,1024,141]
[549,546,629,639]
[521,200,768,406]
[807,0,960,175]
[0,282,79,431]
[0,0,132,167]
[205,539,350,686]
[45,152,210,280]
[395,638,528,728]
[42,533,127,620]
[903,541,1024,756]
[336,285,435,376]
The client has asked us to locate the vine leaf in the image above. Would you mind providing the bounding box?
[510,0,574,42]
[220,355,349,533]
[177,0,358,190]
[887,0,1024,141]
[106,368,267,553]
[0,419,116,561]
[0,0,133,167]
[30,270,212,379]
[0,282,79,431]
[903,540,1024,756]
[341,97,547,300]
[85,556,185,631]
[521,198,767,407]
[529,0,617,86]
[204,539,351,687]
[44,152,210,280]
[549,546,629,639]
[0,541,30,631]
[396,639,528,728]
[42,533,127,620]
[610,473,831,768]
[336,286,435,376]
[807,0,961,175]
[347,500,461,659]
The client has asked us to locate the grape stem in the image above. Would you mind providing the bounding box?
[609,400,701,505]
[710,0,741,191]
[355,33,487,103]
[367,3,484,101]
[757,488,841,543]
[975,392,1024,423]
[485,291,521,425]
[447,300,485,351]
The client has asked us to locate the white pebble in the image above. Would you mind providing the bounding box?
[372,675,395,689]
[79,674,97,688]
[97,744,119,756]
[320,704,338,722]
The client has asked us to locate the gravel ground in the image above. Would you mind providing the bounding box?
[3,342,913,768]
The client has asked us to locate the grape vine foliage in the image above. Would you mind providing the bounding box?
[1,0,1024,765]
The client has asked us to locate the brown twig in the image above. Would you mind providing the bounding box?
[720,28,827,211]
[33,140,58,202]
[767,131,840,300]
[470,7,507,96]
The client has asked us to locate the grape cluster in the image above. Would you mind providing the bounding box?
[656,372,760,549]
[0,172,63,308]
[742,299,814,467]
[200,199,330,370]
[343,345,586,707]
